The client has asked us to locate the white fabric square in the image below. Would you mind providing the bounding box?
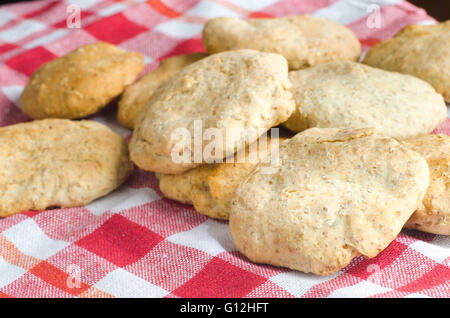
[167,219,235,256]
[270,270,339,297]
[432,234,450,249]
[155,19,203,38]
[187,0,241,19]
[2,218,69,260]
[410,240,450,263]
[0,256,26,288]
[66,0,102,9]
[1,85,23,108]
[327,280,392,298]
[417,20,438,26]
[86,187,160,215]
[95,268,168,298]
[98,3,128,16]
[226,0,278,11]
[143,55,153,65]
[0,10,15,28]
[24,29,68,49]
[0,20,46,42]
[313,0,401,25]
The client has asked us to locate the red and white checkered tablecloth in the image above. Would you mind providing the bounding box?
[0,0,448,299]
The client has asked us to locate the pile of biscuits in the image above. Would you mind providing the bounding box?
[1,15,449,276]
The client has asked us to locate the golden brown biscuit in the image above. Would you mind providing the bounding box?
[157,132,288,219]
[118,52,208,129]
[156,165,228,220]
[20,42,144,119]
[363,21,450,102]
[0,119,134,217]
[404,134,450,235]
[283,61,447,139]
[230,128,429,276]
[202,15,361,70]
[130,50,295,174]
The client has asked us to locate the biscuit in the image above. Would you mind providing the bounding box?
[404,134,450,235]
[130,50,295,174]
[283,61,447,140]
[156,165,228,220]
[157,132,287,219]
[20,42,144,119]
[0,119,134,217]
[229,128,429,276]
[118,52,208,129]
[202,15,361,70]
[363,21,450,102]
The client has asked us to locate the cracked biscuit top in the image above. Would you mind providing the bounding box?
[230,127,429,275]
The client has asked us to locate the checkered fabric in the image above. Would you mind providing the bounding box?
[0,0,448,298]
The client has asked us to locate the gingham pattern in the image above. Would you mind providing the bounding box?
[0,0,448,298]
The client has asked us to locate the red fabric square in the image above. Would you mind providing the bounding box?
[5,46,57,77]
[0,43,18,55]
[173,257,267,297]
[76,214,163,267]
[29,260,91,296]
[84,13,148,44]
